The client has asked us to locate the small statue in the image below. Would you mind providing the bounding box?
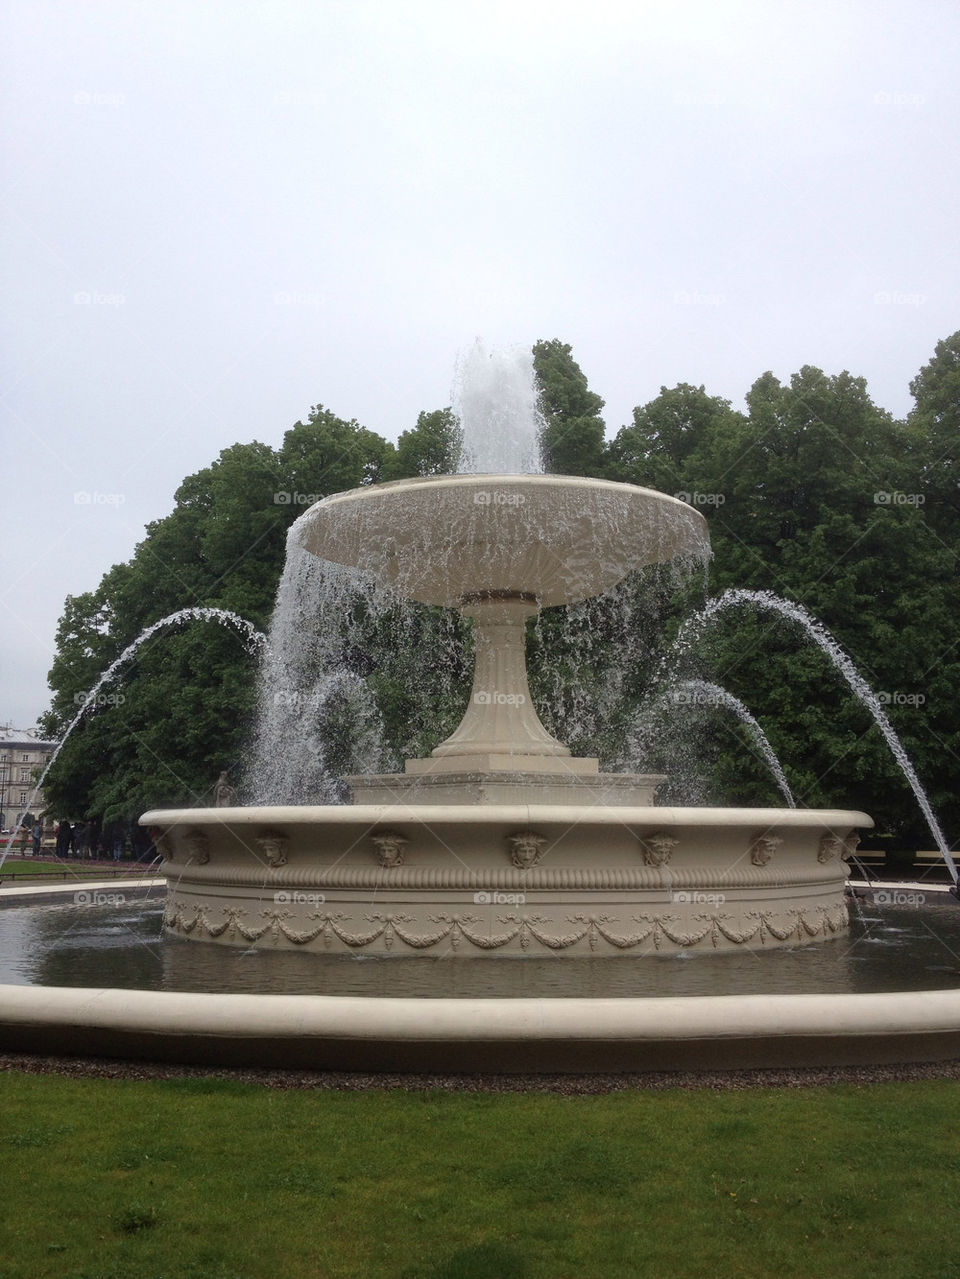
[214,771,236,808]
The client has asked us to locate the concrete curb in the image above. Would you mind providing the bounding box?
[0,984,959,1072]
[0,879,165,906]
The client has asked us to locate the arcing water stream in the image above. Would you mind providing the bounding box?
[631,678,796,807]
[674,589,958,885]
[0,608,265,872]
[244,546,394,804]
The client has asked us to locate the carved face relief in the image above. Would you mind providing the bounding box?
[507,831,548,870]
[842,831,861,861]
[750,834,782,867]
[256,830,289,869]
[154,831,174,863]
[184,829,210,865]
[640,833,678,867]
[818,833,845,863]
[372,832,408,868]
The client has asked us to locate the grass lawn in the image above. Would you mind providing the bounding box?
[1,1072,958,1278]
[0,860,153,877]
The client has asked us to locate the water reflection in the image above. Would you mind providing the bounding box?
[2,897,959,998]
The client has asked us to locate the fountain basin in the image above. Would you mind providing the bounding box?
[143,805,872,955]
[294,474,709,608]
[2,879,959,1072]
[156,471,883,972]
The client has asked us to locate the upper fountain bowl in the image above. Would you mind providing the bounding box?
[294,474,710,608]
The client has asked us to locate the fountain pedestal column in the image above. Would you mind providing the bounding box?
[348,591,666,806]
[410,593,592,776]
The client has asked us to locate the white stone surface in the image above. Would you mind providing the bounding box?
[294,474,709,607]
[1,982,959,1072]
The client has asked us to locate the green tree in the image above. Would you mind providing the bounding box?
[383,408,462,479]
[620,362,960,841]
[533,339,607,476]
[908,330,960,536]
[281,406,393,496]
[608,383,742,496]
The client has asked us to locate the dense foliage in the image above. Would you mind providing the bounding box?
[40,335,960,850]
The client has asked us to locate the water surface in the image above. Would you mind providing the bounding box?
[2,892,959,998]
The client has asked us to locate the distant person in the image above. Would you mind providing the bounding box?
[56,820,71,858]
[113,834,123,862]
[31,823,41,856]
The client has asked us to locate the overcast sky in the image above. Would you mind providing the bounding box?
[1,0,958,730]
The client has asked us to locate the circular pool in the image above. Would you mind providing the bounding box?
[1,881,958,1073]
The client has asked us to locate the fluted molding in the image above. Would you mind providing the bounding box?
[159,860,847,891]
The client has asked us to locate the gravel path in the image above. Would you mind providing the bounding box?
[2,1051,958,1092]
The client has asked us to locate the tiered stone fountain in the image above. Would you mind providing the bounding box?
[144,473,873,956]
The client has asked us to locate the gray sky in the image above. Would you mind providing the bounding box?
[2,0,958,730]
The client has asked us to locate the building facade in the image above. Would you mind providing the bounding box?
[0,728,56,830]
